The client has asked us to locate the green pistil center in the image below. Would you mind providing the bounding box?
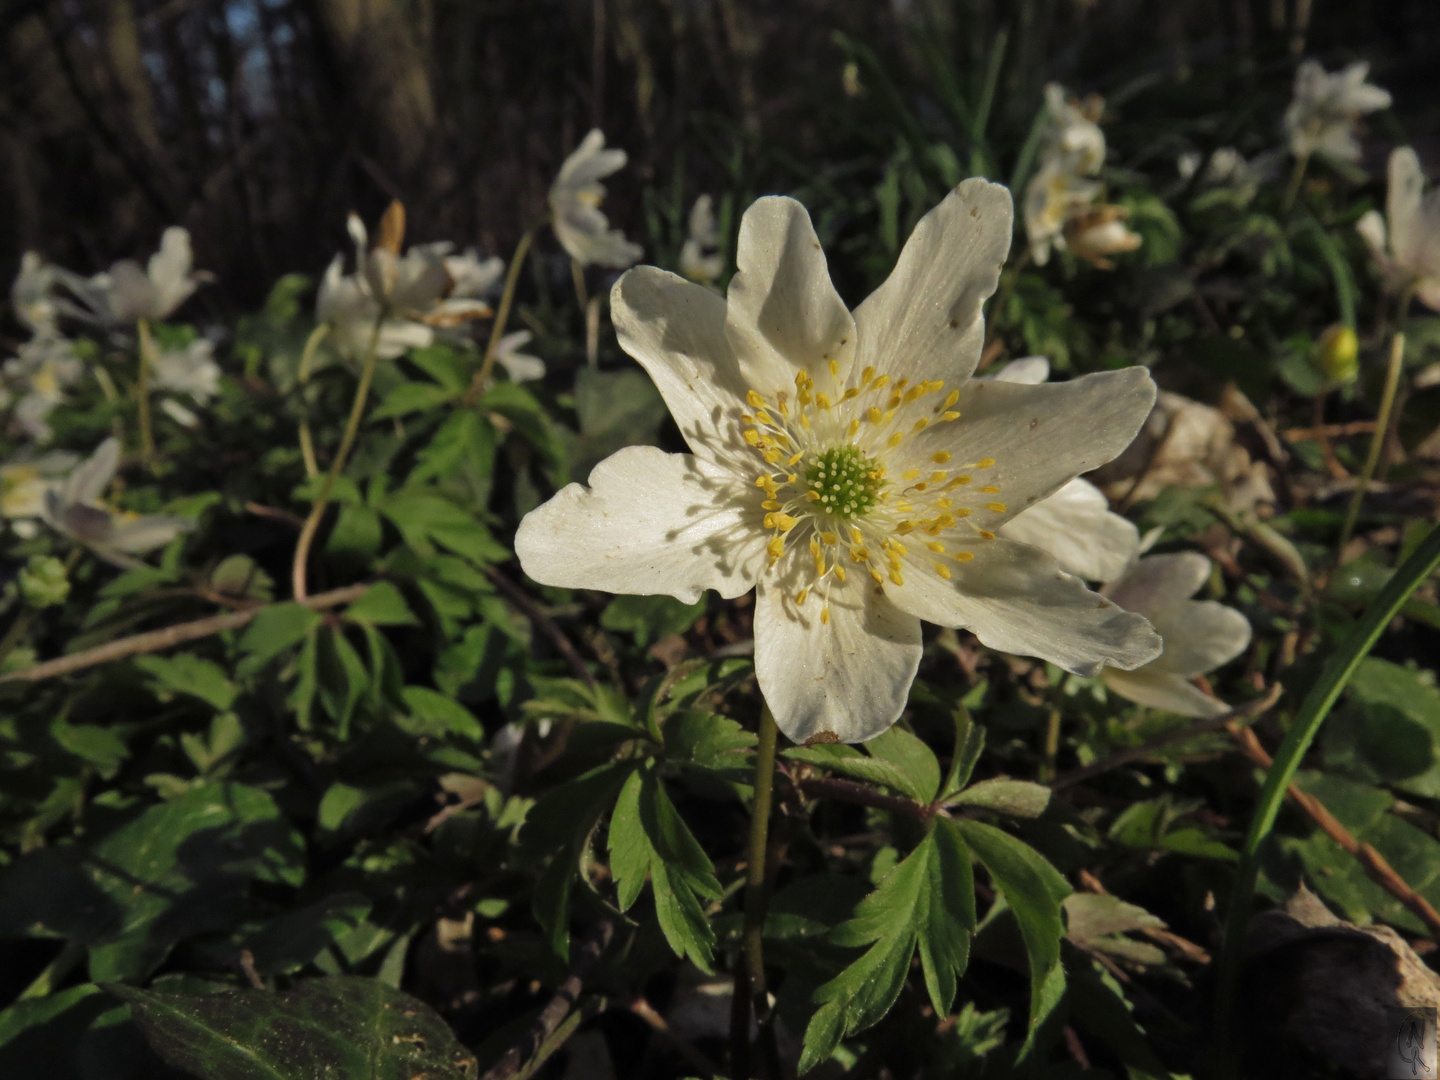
[806,445,882,518]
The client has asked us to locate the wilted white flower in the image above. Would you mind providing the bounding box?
[680,195,724,286]
[985,358,1138,582]
[1024,164,1102,265]
[1100,552,1252,717]
[1,449,79,537]
[1284,60,1391,166]
[1064,206,1143,270]
[39,438,193,568]
[493,330,545,384]
[1040,83,1105,176]
[1356,147,1440,312]
[59,227,208,325]
[2,335,85,442]
[549,130,643,269]
[517,183,1161,744]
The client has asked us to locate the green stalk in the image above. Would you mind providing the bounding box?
[1337,333,1405,557]
[290,316,384,600]
[1211,519,1440,1077]
[731,704,779,1080]
[1280,148,1310,215]
[135,318,156,464]
[464,226,536,406]
[296,322,330,479]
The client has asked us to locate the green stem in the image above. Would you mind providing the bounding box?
[1280,149,1310,215]
[732,704,779,1080]
[135,318,156,464]
[464,227,536,406]
[1040,672,1071,782]
[290,317,384,601]
[571,256,589,311]
[1337,333,1405,557]
[1210,519,1440,1078]
[296,323,330,479]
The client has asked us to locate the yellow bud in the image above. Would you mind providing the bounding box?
[1319,324,1359,384]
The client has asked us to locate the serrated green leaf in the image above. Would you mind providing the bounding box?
[401,686,482,740]
[941,707,985,799]
[407,344,470,393]
[135,654,239,711]
[344,581,417,627]
[370,380,460,420]
[784,744,921,802]
[663,710,756,773]
[864,726,941,803]
[237,603,321,677]
[607,770,650,912]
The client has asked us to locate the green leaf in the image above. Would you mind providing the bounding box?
[237,603,321,677]
[607,771,651,912]
[784,744,922,803]
[956,820,1070,1056]
[947,778,1051,818]
[599,593,705,648]
[407,344,470,393]
[242,893,372,976]
[940,707,985,800]
[326,504,383,559]
[401,687,483,741]
[134,654,239,712]
[344,582,417,627]
[108,975,478,1080]
[663,710,756,774]
[370,380,460,420]
[409,410,494,487]
[379,490,509,564]
[864,726,941,803]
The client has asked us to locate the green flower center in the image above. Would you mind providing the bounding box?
[806,445,883,518]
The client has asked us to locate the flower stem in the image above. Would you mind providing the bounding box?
[731,703,779,1080]
[291,317,384,601]
[135,318,156,465]
[570,256,589,311]
[464,227,536,406]
[1337,333,1404,558]
[296,323,330,479]
[1280,150,1310,215]
[1040,670,1072,782]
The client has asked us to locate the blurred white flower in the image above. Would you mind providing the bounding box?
[1064,206,1143,270]
[1024,163,1101,265]
[1,449,79,537]
[2,335,85,442]
[493,330,545,384]
[1100,552,1252,717]
[151,339,222,405]
[1356,147,1440,312]
[517,183,1161,744]
[1284,60,1390,166]
[444,249,505,301]
[10,253,92,336]
[60,227,209,325]
[1040,83,1105,176]
[39,438,193,568]
[679,195,724,286]
[549,130,643,269]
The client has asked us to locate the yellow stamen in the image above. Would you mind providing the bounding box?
[889,568,904,586]
[887,432,904,447]
[747,390,766,409]
[940,411,960,421]
[931,451,951,464]
[955,551,975,562]
[988,502,1007,513]
[933,563,952,580]
[821,605,831,625]
[976,458,996,469]
[796,588,809,605]
[767,536,785,559]
[980,485,1000,494]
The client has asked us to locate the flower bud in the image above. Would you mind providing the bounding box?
[1319,324,1359,384]
[20,554,69,608]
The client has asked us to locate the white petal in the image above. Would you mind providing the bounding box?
[104,261,157,323]
[612,267,750,470]
[106,514,193,553]
[988,356,1051,384]
[754,574,921,744]
[1101,667,1230,718]
[890,537,1160,675]
[999,478,1139,581]
[1388,147,1425,269]
[901,367,1157,531]
[1149,599,1252,678]
[1356,209,1389,267]
[556,130,627,189]
[1103,551,1209,614]
[66,438,121,505]
[147,226,197,318]
[724,196,856,394]
[515,445,761,605]
[853,179,1012,389]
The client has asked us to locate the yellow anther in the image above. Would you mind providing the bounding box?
[866,407,883,423]
[799,413,811,429]
[890,541,908,556]
[763,512,777,529]
[755,410,773,426]
[815,393,832,410]
[763,449,781,464]
[869,568,884,585]
[741,413,754,424]
[931,451,952,464]
[786,473,798,482]
[926,541,945,553]
[850,527,864,544]
[828,359,840,377]
[895,378,909,390]
[889,568,904,586]
[955,551,975,562]
[747,390,766,409]
[976,529,996,540]
[762,499,780,510]
[861,365,875,384]
[794,371,807,388]
[755,475,772,488]
[946,476,972,489]
[902,468,921,480]
[814,553,826,574]
[771,431,791,447]
[842,387,860,401]
[913,483,928,492]
[777,399,789,417]
[904,386,923,403]
[941,390,960,410]
[930,472,947,484]
[796,588,809,605]
[934,563,952,580]
[896,521,915,535]
[887,393,903,410]
[954,508,972,518]
[799,390,812,406]
[820,532,837,545]
[787,452,804,466]
[872,374,890,389]
[887,432,904,448]
[940,411,960,421]
[936,513,956,528]
[805,490,821,501]
[912,418,929,432]
[834,565,847,582]
[809,537,821,556]
[936,498,953,509]
[821,605,831,626]
[776,514,798,532]
[847,419,860,437]
[976,458,996,469]
[850,547,870,562]
[767,536,786,559]
[744,429,762,446]
[988,502,1007,513]
[980,485,1000,494]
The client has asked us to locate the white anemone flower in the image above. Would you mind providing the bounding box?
[60,227,208,325]
[444,249,506,301]
[680,195,725,286]
[1040,83,1105,176]
[493,330,545,384]
[1100,553,1252,718]
[1283,60,1391,166]
[549,130,643,269]
[1024,164,1101,265]
[39,438,193,568]
[3,336,85,442]
[985,358,1139,582]
[516,183,1162,744]
[2,450,79,538]
[1064,206,1143,270]
[151,339,222,404]
[1357,147,1440,313]
[10,253,92,336]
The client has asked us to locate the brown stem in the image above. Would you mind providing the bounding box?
[0,584,371,684]
[479,920,613,1080]
[482,566,595,688]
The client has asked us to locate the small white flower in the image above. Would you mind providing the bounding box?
[444,249,506,300]
[1024,85,1114,265]
[493,330,545,384]
[3,336,85,442]
[1024,164,1101,265]
[680,195,725,286]
[1284,60,1391,166]
[151,339,222,405]
[2,449,79,535]
[1041,83,1105,176]
[1356,147,1440,312]
[549,130,643,269]
[517,184,1162,744]
[10,253,91,336]
[1100,553,1252,717]
[39,438,193,568]
[61,227,208,325]
[1064,207,1143,270]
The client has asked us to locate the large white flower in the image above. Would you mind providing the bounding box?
[1357,147,1440,312]
[516,184,1162,743]
[1100,553,1251,718]
[680,195,724,286]
[1283,60,1390,166]
[549,130,643,269]
[39,438,193,568]
[59,227,208,325]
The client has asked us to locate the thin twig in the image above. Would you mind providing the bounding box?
[245,501,306,529]
[627,996,721,1078]
[791,774,941,821]
[1050,684,1283,791]
[482,566,596,688]
[0,584,370,684]
[1284,420,1378,442]
[479,920,614,1080]
[1226,721,1440,940]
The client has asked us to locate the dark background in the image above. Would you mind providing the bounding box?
[2,0,1438,317]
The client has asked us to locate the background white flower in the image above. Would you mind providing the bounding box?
[518,183,1161,744]
[1100,552,1252,717]
[680,194,724,286]
[1357,146,1440,312]
[1,450,79,538]
[59,227,208,325]
[1284,60,1390,165]
[549,129,643,269]
[492,330,545,384]
[152,339,222,404]
[2,335,85,442]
